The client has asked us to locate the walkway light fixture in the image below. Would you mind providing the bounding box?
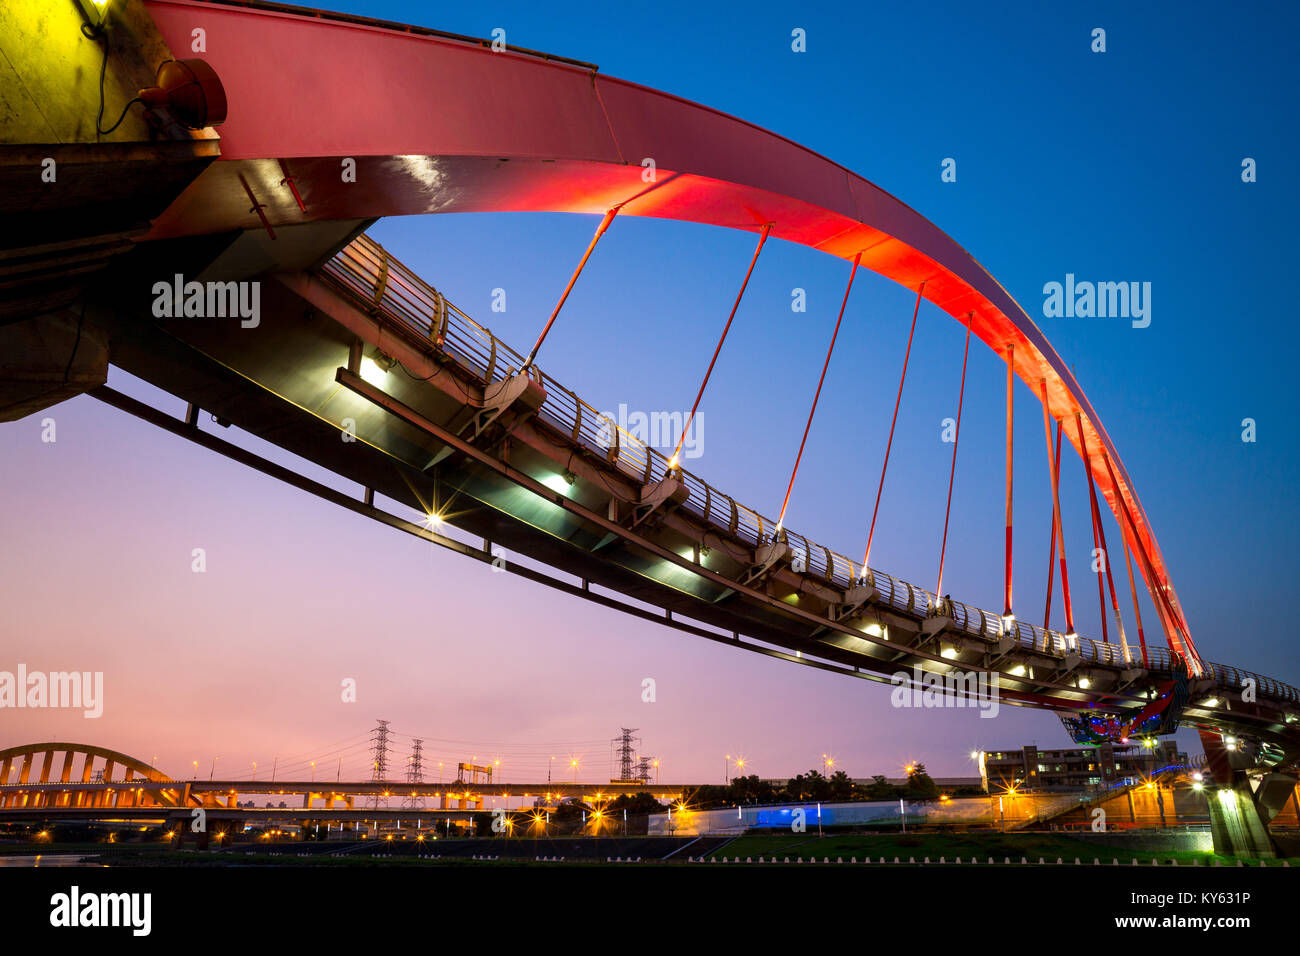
[138,59,228,129]
[74,0,111,34]
[360,350,395,386]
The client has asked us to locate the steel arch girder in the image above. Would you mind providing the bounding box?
[140,0,1196,663]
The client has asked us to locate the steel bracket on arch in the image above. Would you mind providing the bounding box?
[627,476,690,531]
[740,540,794,588]
[1051,653,1085,681]
[1114,667,1149,692]
[912,616,955,657]
[460,372,547,445]
[983,634,1021,670]
[921,615,954,637]
[830,583,878,622]
[904,613,956,658]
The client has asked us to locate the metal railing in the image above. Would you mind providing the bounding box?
[318,235,1300,707]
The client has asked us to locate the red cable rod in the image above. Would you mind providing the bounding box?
[1040,383,1075,636]
[667,223,773,471]
[775,251,861,530]
[522,205,620,369]
[1043,420,1061,631]
[1121,527,1150,667]
[935,313,973,598]
[1003,344,1014,620]
[861,280,926,573]
[1076,412,1116,647]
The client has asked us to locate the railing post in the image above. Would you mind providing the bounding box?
[373,251,390,307]
[569,391,582,442]
[432,292,448,346]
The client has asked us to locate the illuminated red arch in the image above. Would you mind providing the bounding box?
[142,0,1197,664]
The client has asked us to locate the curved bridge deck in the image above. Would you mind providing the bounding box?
[95,231,1300,762]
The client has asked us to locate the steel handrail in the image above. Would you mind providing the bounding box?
[317,236,1300,707]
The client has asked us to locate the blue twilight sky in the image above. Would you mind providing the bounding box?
[2,0,1297,783]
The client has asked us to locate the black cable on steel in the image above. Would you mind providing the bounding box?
[89,21,140,136]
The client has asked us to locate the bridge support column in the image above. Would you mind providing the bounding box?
[1199,730,1280,859]
[169,814,211,851]
[185,827,212,851]
[1205,781,1277,859]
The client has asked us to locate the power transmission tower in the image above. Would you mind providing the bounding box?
[636,755,652,785]
[612,728,639,783]
[403,738,425,810]
[369,719,390,809]
[407,739,424,783]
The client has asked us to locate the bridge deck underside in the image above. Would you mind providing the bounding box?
[90,232,1300,763]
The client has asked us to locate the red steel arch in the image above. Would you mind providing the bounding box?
[140,0,1197,665]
